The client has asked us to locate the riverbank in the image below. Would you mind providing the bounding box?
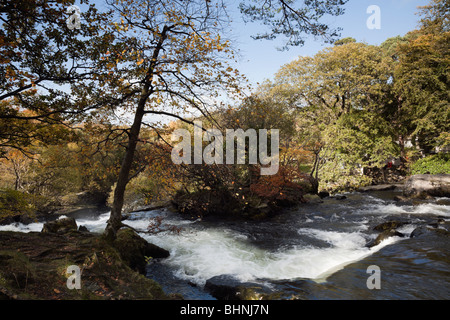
[0,223,178,300]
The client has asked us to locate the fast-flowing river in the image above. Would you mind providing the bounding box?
[2,190,449,299]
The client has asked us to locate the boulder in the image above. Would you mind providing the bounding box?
[393,195,409,202]
[410,224,450,238]
[41,217,78,234]
[366,229,404,248]
[78,225,90,232]
[358,184,398,192]
[427,218,446,228]
[204,275,272,300]
[373,220,407,232]
[410,226,431,238]
[113,228,169,274]
[318,191,330,199]
[303,194,323,204]
[403,174,450,198]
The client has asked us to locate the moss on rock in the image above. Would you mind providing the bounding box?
[0,230,174,300]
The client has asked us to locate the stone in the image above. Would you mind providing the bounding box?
[318,191,330,199]
[366,229,404,248]
[41,217,78,234]
[113,228,169,274]
[303,194,323,204]
[204,275,272,300]
[78,225,89,232]
[393,195,409,202]
[410,226,430,238]
[410,225,450,238]
[0,230,170,300]
[357,184,398,192]
[403,174,450,198]
[373,220,407,232]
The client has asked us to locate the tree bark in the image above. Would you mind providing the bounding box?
[104,26,169,241]
[309,150,320,194]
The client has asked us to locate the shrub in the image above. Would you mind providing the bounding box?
[410,153,450,175]
[0,189,35,223]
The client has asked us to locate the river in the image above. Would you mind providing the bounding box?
[1,190,449,299]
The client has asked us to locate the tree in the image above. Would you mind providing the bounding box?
[239,0,349,49]
[393,0,449,153]
[93,0,245,239]
[269,41,399,190]
[0,0,114,156]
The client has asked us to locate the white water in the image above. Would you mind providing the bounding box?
[140,224,399,286]
[1,197,449,288]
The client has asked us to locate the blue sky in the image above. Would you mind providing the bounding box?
[231,0,429,87]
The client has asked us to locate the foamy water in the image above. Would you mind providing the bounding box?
[140,222,401,286]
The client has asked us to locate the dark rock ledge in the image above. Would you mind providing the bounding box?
[0,218,176,300]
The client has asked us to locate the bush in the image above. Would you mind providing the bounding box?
[410,153,450,175]
[0,189,35,223]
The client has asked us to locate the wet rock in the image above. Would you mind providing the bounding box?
[318,191,330,199]
[410,226,430,238]
[403,174,450,198]
[393,195,409,202]
[366,229,404,248]
[41,217,78,234]
[146,242,170,259]
[436,198,450,206]
[373,220,407,232]
[303,194,323,204]
[427,219,446,228]
[332,195,347,200]
[0,214,35,226]
[410,224,450,238]
[204,275,272,300]
[432,228,450,237]
[358,184,398,192]
[78,225,89,232]
[113,228,169,274]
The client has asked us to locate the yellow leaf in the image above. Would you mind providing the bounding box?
[137,59,144,66]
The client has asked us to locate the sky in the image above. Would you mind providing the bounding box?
[230,0,429,87]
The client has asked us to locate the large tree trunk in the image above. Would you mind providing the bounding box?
[104,102,146,241]
[104,26,168,241]
[309,150,320,194]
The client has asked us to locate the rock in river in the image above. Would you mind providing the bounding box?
[113,228,170,274]
[373,220,407,232]
[204,275,273,300]
[403,174,450,198]
[366,229,405,248]
[41,217,78,234]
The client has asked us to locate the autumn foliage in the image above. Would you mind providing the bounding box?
[250,166,306,205]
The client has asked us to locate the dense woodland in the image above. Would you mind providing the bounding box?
[0,0,449,236]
